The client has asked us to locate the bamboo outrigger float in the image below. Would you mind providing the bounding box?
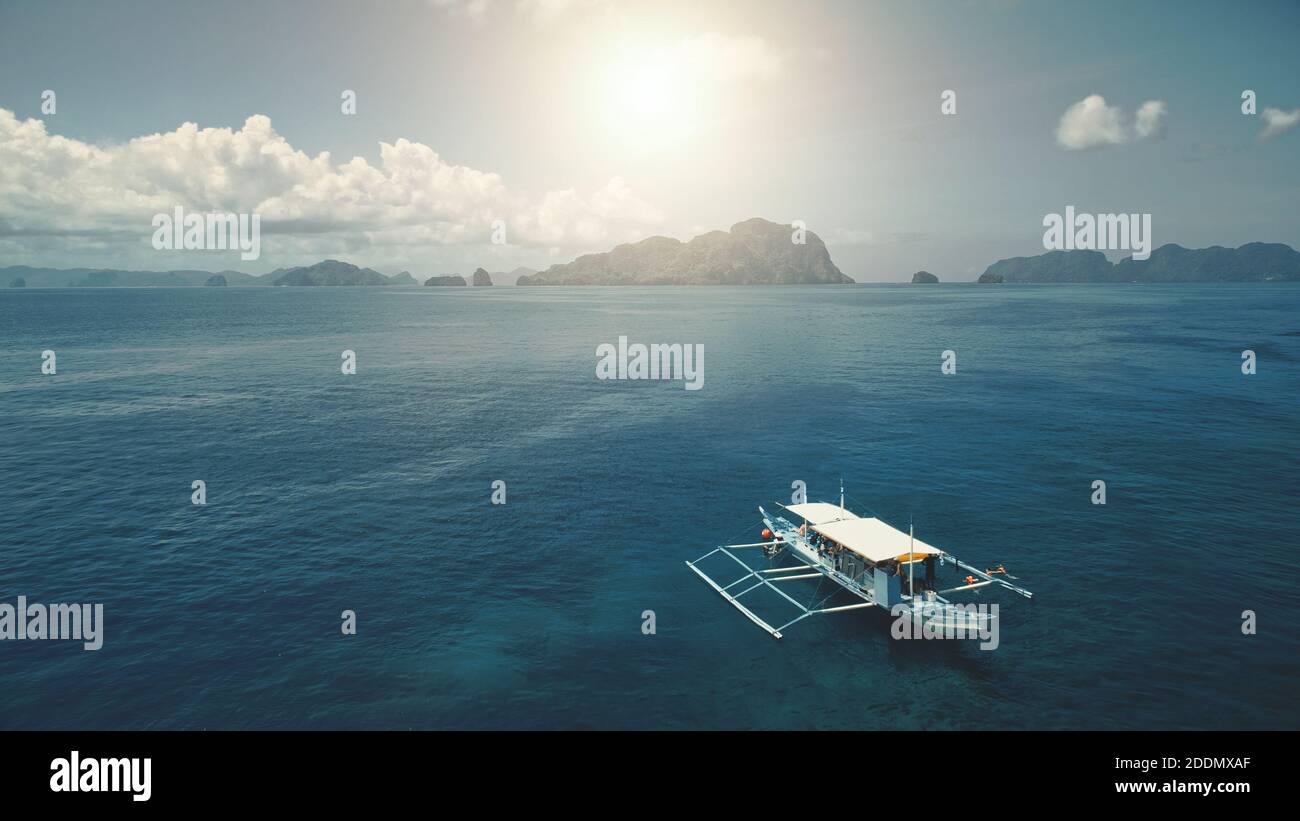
[686,484,1032,639]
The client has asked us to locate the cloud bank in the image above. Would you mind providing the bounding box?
[0,109,662,266]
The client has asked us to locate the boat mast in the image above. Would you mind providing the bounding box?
[909,517,915,600]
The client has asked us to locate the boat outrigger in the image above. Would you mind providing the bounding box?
[686,485,1032,639]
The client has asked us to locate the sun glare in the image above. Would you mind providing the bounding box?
[602,47,700,152]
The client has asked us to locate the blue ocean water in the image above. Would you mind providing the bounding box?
[1,284,1297,730]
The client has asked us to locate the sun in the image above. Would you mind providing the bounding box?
[601,47,700,152]
[619,57,677,119]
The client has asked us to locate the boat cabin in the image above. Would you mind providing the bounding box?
[785,503,942,606]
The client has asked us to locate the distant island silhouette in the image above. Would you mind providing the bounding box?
[974,243,1300,282]
[4,225,1299,287]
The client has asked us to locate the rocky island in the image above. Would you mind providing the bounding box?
[493,267,536,286]
[517,218,854,285]
[272,260,390,286]
[979,243,1300,283]
[911,271,939,283]
[424,275,467,286]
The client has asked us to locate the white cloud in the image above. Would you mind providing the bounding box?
[1134,100,1166,139]
[1260,107,1300,140]
[1056,94,1166,149]
[1056,95,1125,149]
[0,109,662,262]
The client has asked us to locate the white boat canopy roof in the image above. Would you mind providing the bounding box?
[784,502,859,525]
[812,517,942,564]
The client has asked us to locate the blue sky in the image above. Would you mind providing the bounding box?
[1,0,1297,280]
